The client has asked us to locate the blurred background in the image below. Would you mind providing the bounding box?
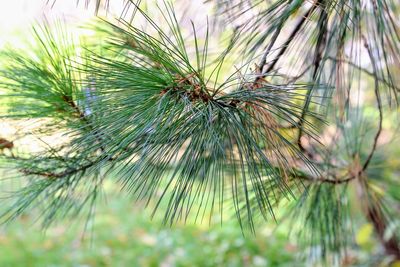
[0,1,398,266]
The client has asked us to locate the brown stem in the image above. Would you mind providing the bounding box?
[361,35,383,172]
[295,171,357,185]
[21,160,96,179]
[262,3,319,76]
[62,94,106,153]
[326,57,400,91]
[357,178,400,260]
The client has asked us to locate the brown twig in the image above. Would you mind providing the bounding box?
[62,94,106,153]
[357,177,400,260]
[0,138,14,150]
[21,160,96,179]
[361,35,383,172]
[295,170,357,185]
[160,73,212,103]
[261,2,319,76]
[326,57,400,92]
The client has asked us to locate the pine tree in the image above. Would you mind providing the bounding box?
[0,0,399,264]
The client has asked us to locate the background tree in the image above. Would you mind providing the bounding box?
[0,0,399,265]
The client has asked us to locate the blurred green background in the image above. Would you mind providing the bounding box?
[0,175,388,267]
[0,178,298,267]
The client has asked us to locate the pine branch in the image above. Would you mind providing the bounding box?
[0,5,322,230]
[1,1,399,264]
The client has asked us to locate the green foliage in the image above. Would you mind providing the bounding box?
[1,22,80,120]
[0,0,399,265]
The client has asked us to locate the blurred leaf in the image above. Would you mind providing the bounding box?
[355,223,374,249]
